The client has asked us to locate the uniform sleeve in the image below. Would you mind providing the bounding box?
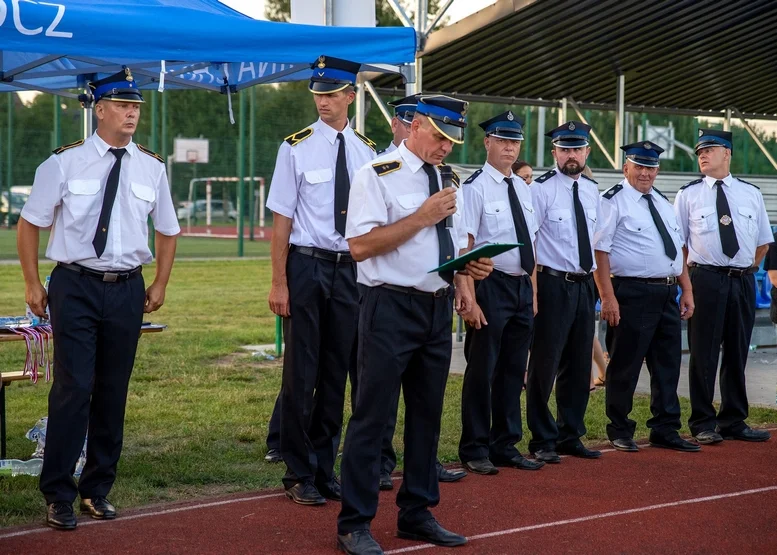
[531,182,548,228]
[150,166,180,236]
[463,184,483,239]
[266,142,299,219]
[593,197,617,253]
[20,155,65,228]
[755,192,773,247]
[674,189,690,244]
[346,166,387,239]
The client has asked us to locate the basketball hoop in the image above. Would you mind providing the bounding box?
[186,150,199,163]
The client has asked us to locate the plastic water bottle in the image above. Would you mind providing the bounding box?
[0,458,43,477]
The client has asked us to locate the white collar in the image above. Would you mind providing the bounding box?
[482,162,514,184]
[622,179,655,203]
[399,141,425,174]
[315,118,351,145]
[91,132,136,158]
[555,165,580,190]
[703,174,733,188]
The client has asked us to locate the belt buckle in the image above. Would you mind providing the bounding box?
[434,287,447,298]
[103,272,119,283]
[336,252,342,263]
[728,268,741,277]
[564,273,575,283]
[666,277,673,285]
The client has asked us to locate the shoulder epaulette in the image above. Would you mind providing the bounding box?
[534,169,556,183]
[137,144,164,163]
[463,169,483,185]
[284,127,313,146]
[373,160,401,177]
[653,187,669,201]
[580,174,598,185]
[354,129,377,152]
[602,184,623,200]
[52,139,84,155]
[679,178,704,191]
[737,177,760,189]
[376,148,386,155]
[438,164,460,187]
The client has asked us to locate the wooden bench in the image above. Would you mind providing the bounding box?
[0,324,165,459]
[1,370,32,459]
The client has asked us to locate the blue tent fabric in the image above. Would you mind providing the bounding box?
[0,0,415,94]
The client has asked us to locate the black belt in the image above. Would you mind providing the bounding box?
[290,245,353,263]
[380,284,451,298]
[537,265,592,282]
[58,262,142,282]
[613,275,678,286]
[692,264,756,277]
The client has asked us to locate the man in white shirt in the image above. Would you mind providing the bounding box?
[674,128,773,444]
[458,111,544,475]
[17,68,179,530]
[337,95,492,555]
[265,55,377,506]
[526,121,602,463]
[594,141,698,453]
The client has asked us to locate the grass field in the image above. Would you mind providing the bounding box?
[1,259,776,528]
[0,229,270,260]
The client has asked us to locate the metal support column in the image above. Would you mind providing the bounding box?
[536,106,546,168]
[724,108,732,132]
[355,77,366,133]
[52,96,61,150]
[6,94,12,229]
[558,97,567,126]
[614,74,625,169]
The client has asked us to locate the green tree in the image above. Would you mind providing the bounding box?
[265,0,448,29]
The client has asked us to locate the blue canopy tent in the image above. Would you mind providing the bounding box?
[0,0,416,98]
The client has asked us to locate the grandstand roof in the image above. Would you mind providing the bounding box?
[376,0,777,120]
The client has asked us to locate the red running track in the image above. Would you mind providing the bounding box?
[2,436,776,554]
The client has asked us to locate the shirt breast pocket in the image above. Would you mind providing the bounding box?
[737,206,757,236]
[395,192,426,218]
[690,206,716,235]
[483,200,511,234]
[522,200,538,236]
[130,182,156,221]
[547,208,573,241]
[302,168,334,206]
[66,179,101,216]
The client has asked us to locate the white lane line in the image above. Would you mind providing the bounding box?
[0,492,285,540]
[384,485,777,553]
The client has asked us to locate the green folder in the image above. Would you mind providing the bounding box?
[428,242,521,273]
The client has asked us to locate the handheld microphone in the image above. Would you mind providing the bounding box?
[439,165,454,229]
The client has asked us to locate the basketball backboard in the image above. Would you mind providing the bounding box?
[174,138,209,163]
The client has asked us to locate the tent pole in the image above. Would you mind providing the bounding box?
[414,0,426,92]
[6,94,12,229]
[52,96,60,150]
[237,90,246,257]
[249,86,256,241]
[355,77,366,134]
[149,91,159,256]
[615,73,625,169]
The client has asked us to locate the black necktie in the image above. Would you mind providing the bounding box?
[715,180,739,258]
[642,194,678,260]
[334,132,350,236]
[92,148,126,258]
[504,177,535,275]
[572,180,593,272]
[422,163,454,284]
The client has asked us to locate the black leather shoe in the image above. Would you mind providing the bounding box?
[493,454,545,470]
[650,434,701,452]
[397,518,467,547]
[337,529,384,555]
[462,458,498,475]
[610,438,639,452]
[47,502,77,530]
[379,472,394,491]
[694,430,723,445]
[316,477,342,501]
[557,443,602,459]
[264,448,283,463]
[79,497,117,520]
[437,461,467,482]
[533,449,561,464]
[721,427,771,442]
[285,482,326,506]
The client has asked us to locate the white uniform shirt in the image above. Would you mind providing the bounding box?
[594,180,684,277]
[382,142,399,154]
[674,174,773,268]
[346,142,468,292]
[531,167,602,273]
[21,133,179,271]
[464,162,538,276]
[266,118,376,252]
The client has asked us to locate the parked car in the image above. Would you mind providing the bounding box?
[1,190,29,226]
[177,199,238,221]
